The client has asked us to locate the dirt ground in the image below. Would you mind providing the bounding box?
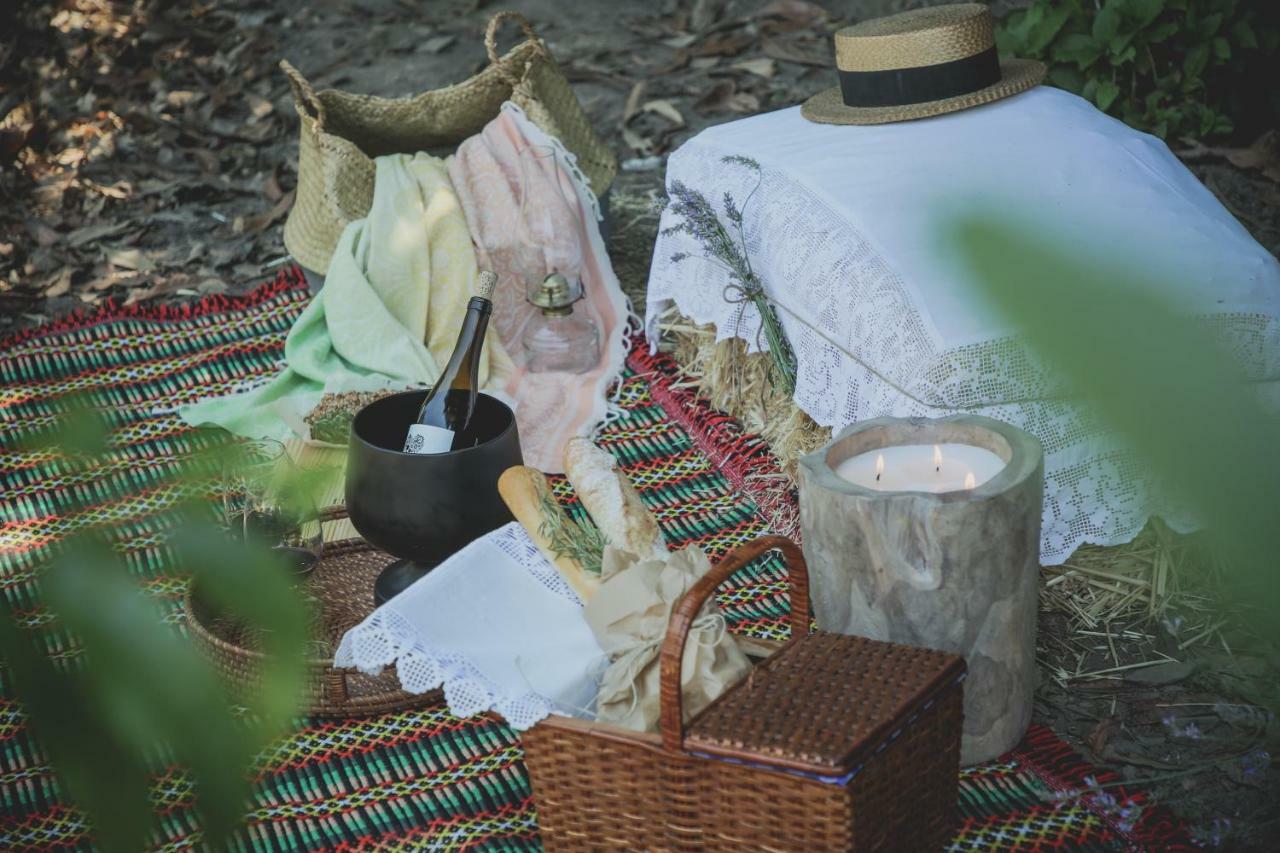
[3,0,1279,846]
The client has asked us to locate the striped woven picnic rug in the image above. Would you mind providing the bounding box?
[0,270,1191,850]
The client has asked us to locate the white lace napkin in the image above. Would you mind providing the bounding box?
[334,522,605,729]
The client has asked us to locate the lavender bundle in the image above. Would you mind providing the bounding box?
[660,155,797,395]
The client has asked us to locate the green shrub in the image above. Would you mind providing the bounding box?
[997,0,1279,140]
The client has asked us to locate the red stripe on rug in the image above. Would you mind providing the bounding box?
[626,340,801,540]
[1013,724,1195,849]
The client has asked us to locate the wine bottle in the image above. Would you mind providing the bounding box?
[403,271,497,454]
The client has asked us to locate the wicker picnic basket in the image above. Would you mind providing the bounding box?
[184,532,438,718]
[281,11,617,274]
[522,535,967,850]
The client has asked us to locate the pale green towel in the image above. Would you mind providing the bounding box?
[181,152,510,440]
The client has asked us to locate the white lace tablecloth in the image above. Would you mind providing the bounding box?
[646,87,1280,564]
[335,523,604,729]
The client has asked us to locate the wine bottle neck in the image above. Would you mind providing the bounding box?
[440,297,491,391]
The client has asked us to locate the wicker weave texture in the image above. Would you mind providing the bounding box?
[524,681,962,850]
[281,12,617,274]
[522,536,965,850]
[185,536,439,717]
[835,3,994,71]
[686,632,965,773]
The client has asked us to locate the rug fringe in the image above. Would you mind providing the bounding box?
[0,266,309,350]
[627,340,801,540]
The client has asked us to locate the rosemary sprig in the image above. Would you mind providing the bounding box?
[538,489,608,576]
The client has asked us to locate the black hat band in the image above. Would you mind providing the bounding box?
[838,46,1000,108]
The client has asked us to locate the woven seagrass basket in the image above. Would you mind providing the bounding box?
[522,535,966,850]
[281,11,617,274]
[184,531,437,718]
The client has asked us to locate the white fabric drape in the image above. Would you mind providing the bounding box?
[646,87,1280,564]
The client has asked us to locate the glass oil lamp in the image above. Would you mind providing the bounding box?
[522,272,599,374]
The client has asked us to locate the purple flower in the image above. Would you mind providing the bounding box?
[1241,749,1270,780]
[723,191,743,226]
[1161,712,1204,740]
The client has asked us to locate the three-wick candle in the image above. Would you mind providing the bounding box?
[834,443,1005,493]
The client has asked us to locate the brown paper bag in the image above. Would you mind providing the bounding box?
[583,545,751,732]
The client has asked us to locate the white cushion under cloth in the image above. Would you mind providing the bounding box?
[645,86,1280,564]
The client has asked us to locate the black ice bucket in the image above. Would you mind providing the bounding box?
[346,390,523,605]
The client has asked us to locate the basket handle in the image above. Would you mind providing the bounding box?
[280,60,326,131]
[657,535,810,753]
[484,10,545,88]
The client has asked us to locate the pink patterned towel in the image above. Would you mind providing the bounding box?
[449,105,629,473]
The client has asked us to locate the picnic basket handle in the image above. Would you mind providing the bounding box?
[484,11,545,88]
[658,535,810,753]
[280,60,326,131]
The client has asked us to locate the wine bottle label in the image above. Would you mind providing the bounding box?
[403,423,455,455]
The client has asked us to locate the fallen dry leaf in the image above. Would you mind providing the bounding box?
[165,90,203,109]
[25,220,59,247]
[247,93,275,120]
[66,221,131,249]
[234,189,295,234]
[423,34,456,54]
[1086,716,1117,758]
[756,0,829,25]
[694,81,760,114]
[43,268,72,298]
[1124,660,1197,685]
[731,57,777,78]
[642,99,685,127]
[762,36,830,67]
[693,31,754,58]
[623,126,654,154]
[623,80,647,123]
[263,171,285,203]
[0,102,36,159]
[1226,130,1280,183]
[661,33,699,50]
[106,247,148,271]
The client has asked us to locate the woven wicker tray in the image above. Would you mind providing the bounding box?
[184,536,440,718]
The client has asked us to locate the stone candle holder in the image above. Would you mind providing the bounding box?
[798,415,1043,765]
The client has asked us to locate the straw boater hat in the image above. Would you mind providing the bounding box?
[802,3,1046,126]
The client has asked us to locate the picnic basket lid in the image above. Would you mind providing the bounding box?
[684,631,965,776]
[656,536,966,777]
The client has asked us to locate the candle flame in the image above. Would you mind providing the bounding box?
[933,444,942,470]
[875,453,884,482]
[964,471,977,490]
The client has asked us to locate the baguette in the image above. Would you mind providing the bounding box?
[563,437,667,561]
[497,466,600,601]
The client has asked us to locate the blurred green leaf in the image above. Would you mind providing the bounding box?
[947,213,1280,639]
[1130,0,1167,27]
[0,609,154,852]
[1092,4,1123,42]
[0,420,317,849]
[1183,42,1211,79]
[1095,80,1122,110]
[1231,19,1258,49]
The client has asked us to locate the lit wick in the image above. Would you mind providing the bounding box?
[874,452,884,483]
[933,444,942,472]
[964,471,977,490]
